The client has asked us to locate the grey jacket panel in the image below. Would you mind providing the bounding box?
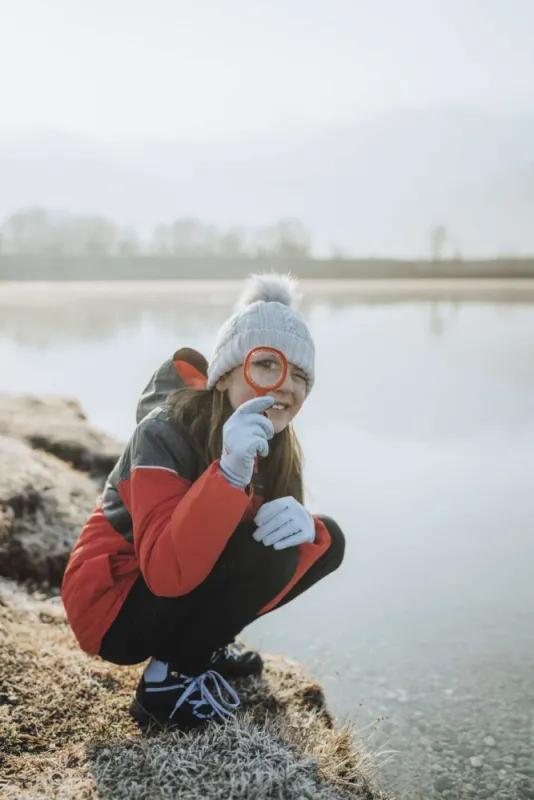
[101,408,200,539]
[136,358,187,424]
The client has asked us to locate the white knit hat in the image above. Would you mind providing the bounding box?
[207,272,315,394]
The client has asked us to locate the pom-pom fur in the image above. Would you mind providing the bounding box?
[235,272,301,311]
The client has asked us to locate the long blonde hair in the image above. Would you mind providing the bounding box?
[166,386,304,504]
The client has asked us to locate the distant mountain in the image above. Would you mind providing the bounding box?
[1,107,533,257]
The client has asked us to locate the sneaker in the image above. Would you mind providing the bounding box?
[129,658,240,731]
[209,639,263,678]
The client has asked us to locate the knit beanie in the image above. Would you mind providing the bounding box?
[206,272,315,394]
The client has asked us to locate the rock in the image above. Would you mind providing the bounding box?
[0,435,98,585]
[470,756,483,768]
[459,745,476,758]
[484,736,496,748]
[434,776,454,793]
[0,394,123,484]
[503,755,516,765]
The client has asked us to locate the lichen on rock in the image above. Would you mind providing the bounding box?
[0,435,98,585]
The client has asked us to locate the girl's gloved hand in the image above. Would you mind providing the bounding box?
[219,395,275,490]
[253,496,316,549]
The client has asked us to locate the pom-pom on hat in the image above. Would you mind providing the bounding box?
[206,272,315,394]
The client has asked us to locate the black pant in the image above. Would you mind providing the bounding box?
[99,515,345,674]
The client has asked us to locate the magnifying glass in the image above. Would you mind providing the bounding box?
[243,346,288,473]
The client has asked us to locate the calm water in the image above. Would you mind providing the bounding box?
[2,281,534,799]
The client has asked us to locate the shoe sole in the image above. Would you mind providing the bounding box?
[129,695,165,730]
[129,694,212,733]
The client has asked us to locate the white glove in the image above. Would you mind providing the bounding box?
[253,496,316,550]
[219,395,275,489]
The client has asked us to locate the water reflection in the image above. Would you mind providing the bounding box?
[0,293,229,347]
[0,282,527,348]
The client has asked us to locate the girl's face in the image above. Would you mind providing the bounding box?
[216,361,308,433]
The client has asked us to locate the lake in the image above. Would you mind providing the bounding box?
[1,279,533,800]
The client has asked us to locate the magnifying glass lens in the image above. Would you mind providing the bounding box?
[247,348,284,389]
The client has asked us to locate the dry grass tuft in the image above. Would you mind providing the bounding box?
[0,577,393,799]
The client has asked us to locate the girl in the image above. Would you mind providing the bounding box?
[61,272,345,731]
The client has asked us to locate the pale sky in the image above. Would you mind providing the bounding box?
[1,0,533,141]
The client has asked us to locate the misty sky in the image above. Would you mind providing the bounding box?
[1,0,533,141]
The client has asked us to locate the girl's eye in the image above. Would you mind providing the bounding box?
[294,373,307,383]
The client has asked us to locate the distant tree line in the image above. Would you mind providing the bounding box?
[0,207,470,261]
[0,208,312,258]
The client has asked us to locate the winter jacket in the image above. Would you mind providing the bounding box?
[60,347,332,657]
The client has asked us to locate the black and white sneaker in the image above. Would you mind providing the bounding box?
[129,658,241,731]
[209,640,263,678]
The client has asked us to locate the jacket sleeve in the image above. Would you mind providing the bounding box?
[118,418,251,597]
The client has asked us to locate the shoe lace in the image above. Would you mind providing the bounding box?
[168,669,240,722]
[211,641,244,663]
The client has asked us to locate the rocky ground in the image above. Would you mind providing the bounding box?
[0,393,393,799]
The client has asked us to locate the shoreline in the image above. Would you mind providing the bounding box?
[2,277,534,304]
